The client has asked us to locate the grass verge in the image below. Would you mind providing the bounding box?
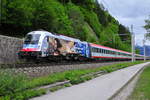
[0,61,146,100]
[128,64,150,100]
[50,83,72,92]
[0,89,46,100]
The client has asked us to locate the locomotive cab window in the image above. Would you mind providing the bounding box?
[24,34,41,44]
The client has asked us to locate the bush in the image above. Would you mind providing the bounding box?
[0,70,27,96]
[1,89,46,100]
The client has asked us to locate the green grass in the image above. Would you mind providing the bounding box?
[0,61,146,99]
[27,61,145,88]
[49,83,72,92]
[128,65,150,100]
[0,89,46,100]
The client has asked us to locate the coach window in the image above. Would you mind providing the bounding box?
[101,49,103,53]
[104,49,106,54]
[103,49,105,53]
[96,48,98,52]
[93,48,95,52]
[95,48,97,52]
[98,49,100,53]
[92,48,94,52]
[113,51,115,55]
[108,50,110,54]
[99,49,101,53]
[92,47,95,52]
[94,48,96,52]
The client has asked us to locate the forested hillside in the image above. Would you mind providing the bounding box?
[1,0,131,52]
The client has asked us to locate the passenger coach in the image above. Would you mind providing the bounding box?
[89,43,132,60]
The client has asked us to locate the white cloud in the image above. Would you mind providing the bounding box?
[135,34,150,46]
[98,0,150,45]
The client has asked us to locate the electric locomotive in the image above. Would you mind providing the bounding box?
[18,30,91,61]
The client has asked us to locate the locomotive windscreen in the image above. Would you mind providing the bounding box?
[24,34,41,44]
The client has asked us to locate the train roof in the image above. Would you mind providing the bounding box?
[59,35,80,42]
[27,30,143,56]
[90,43,131,54]
[27,31,81,42]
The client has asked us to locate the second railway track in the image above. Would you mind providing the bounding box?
[0,61,129,69]
[0,61,130,77]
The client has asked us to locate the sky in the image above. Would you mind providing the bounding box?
[98,0,150,46]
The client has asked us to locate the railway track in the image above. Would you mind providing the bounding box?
[0,60,129,69]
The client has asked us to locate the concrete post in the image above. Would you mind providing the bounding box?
[131,25,135,62]
[143,34,146,61]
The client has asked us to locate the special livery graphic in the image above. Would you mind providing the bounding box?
[19,30,90,60]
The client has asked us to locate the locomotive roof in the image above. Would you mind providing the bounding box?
[27,31,81,42]
[59,35,80,42]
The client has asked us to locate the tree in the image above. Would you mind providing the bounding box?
[94,0,108,26]
[118,24,131,44]
[144,16,150,40]
[1,0,35,36]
